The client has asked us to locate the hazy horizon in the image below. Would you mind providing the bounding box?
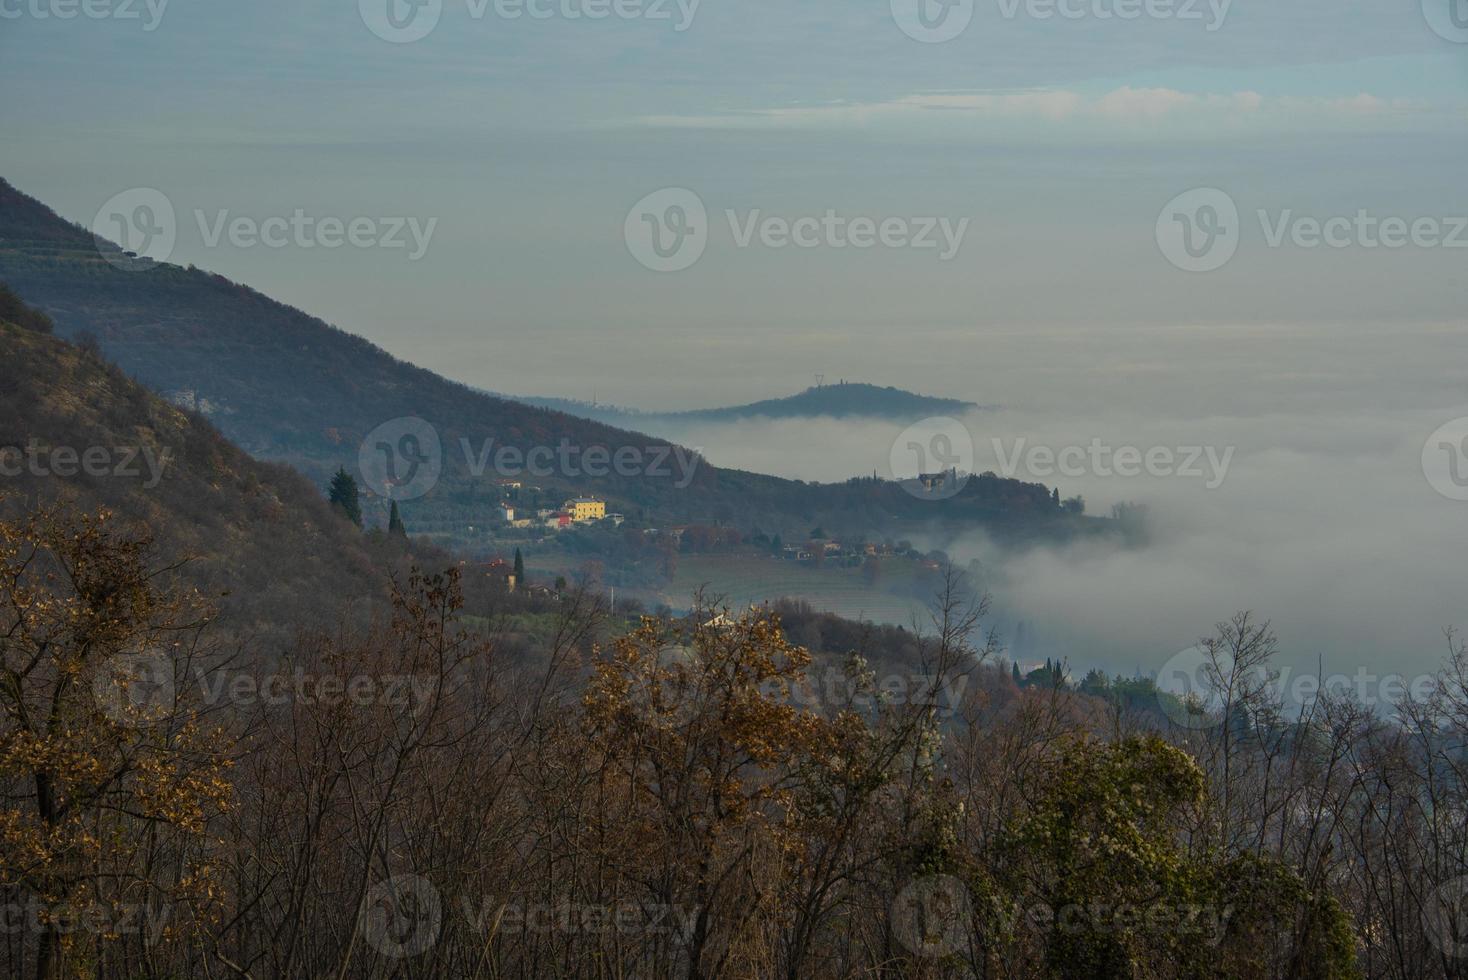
[4,1,1468,404]
[4,0,1467,685]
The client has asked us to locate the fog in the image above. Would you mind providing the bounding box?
[6,0,1463,706]
[617,321,1468,688]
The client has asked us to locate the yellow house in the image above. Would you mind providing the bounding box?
[564,497,606,522]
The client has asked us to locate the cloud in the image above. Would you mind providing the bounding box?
[624,86,1426,130]
[615,322,1468,686]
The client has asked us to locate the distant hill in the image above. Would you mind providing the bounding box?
[516,382,986,429]
[0,177,1099,551]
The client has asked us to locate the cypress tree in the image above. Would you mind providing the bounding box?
[513,548,525,583]
[388,500,407,538]
[328,468,363,527]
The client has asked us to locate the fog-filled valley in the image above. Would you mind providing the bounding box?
[589,321,1468,686]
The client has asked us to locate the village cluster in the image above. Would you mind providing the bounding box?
[492,481,622,532]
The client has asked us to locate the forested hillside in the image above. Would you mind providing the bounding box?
[0,308,417,641]
[0,178,1097,550]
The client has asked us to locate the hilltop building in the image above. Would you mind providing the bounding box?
[564,497,606,522]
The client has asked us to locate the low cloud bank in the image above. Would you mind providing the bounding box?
[648,326,1467,684]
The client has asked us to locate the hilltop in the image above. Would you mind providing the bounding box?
[517,381,984,428]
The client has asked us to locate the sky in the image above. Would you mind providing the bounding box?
[2,0,1467,686]
[2,0,1466,405]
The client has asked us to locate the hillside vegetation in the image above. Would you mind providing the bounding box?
[0,314,409,641]
[0,178,1100,552]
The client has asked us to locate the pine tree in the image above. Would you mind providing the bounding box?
[328,468,362,527]
[388,500,406,538]
[513,548,525,583]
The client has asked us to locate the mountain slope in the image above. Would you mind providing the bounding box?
[0,314,412,641]
[0,177,1098,550]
